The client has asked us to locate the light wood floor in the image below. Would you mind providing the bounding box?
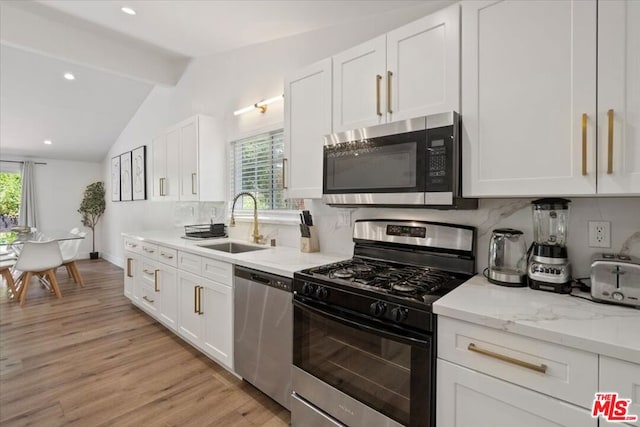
[0,259,290,426]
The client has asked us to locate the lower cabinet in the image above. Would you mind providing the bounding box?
[177,270,233,370]
[437,359,596,427]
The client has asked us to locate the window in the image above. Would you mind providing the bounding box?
[229,128,304,216]
[0,167,22,231]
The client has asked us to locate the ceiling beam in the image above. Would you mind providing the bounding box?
[0,1,190,86]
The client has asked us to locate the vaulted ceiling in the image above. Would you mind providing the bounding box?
[0,0,434,163]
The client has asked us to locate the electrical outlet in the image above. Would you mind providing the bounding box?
[588,221,611,248]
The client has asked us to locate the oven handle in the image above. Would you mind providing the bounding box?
[293,299,430,348]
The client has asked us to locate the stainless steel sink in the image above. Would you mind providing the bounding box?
[197,242,267,254]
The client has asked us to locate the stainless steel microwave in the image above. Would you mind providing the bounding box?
[322,112,477,209]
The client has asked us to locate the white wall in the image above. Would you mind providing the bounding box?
[1,155,102,258]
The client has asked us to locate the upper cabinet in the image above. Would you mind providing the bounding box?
[332,4,460,132]
[462,0,639,197]
[597,0,640,194]
[151,115,226,202]
[284,58,332,199]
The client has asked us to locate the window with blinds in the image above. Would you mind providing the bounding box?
[229,128,304,213]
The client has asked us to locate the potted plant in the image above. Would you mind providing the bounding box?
[78,181,106,259]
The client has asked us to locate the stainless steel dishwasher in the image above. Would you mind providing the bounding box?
[234,265,292,410]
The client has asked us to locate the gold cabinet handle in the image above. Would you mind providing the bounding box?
[126,242,137,248]
[376,74,382,116]
[143,269,154,275]
[582,113,588,175]
[142,296,154,304]
[283,158,288,189]
[154,269,160,292]
[191,173,197,195]
[194,285,199,313]
[160,252,174,259]
[159,177,166,196]
[198,286,204,315]
[127,258,133,278]
[607,109,614,174]
[143,247,155,253]
[387,70,393,114]
[468,343,547,374]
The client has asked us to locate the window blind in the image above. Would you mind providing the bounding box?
[229,129,302,212]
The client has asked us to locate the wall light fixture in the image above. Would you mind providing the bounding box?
[233,94,283,116]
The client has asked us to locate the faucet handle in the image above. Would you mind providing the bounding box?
[254,234,265,244]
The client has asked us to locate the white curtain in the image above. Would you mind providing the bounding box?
[19,161,37,228]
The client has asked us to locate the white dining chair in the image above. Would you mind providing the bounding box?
[14,241,63,306]
[58,231,86,287]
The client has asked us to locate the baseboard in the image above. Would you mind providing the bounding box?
[101,252,123,268]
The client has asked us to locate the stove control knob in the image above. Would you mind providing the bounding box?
[315,286,329,300]
[302,283,315,296]
[391,307,408,322]
[612,291,624,302]
[369,302,387,317]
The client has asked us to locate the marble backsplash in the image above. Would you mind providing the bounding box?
[200,197,639,279]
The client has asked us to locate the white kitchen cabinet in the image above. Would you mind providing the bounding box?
[177,270,233,370]
[597,0,640,194]
[151,129,180,201]
[599,356,640,427]
[284,57,332,199]
[437,359,597,427]
[333,4,460,132]
[462,0,639,197]
[151,115,225,202]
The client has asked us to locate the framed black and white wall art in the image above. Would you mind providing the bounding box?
[120,151,133,201]
[111,156,121,202]
[132,145,146,201]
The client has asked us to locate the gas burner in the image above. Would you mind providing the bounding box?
[332,269,355,279]
[391,282,417,294]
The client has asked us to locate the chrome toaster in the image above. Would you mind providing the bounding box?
[590,253,640,307]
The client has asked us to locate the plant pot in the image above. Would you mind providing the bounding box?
[90,252,99,260]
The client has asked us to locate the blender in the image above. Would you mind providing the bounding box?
[527,198,572,293]
[487,228,528,287]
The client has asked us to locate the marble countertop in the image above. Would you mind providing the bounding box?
[433,275,640,364]
[122,230,346,278]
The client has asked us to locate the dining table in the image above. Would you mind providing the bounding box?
[0,230,84,257]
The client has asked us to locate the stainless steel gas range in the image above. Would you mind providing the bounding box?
[291,219,476,427]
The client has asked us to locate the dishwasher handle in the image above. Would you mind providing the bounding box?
[251,274,271,285]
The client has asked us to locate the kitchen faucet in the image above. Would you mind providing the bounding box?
[230,192,264,244]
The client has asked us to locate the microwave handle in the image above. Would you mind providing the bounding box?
[293,298,430,348]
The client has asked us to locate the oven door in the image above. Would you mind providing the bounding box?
[293,299,433,427]
[322,126,427,206]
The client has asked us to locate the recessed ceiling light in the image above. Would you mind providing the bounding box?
[44,140,52,145]
[64,73,75,80]
[121,6,136,15]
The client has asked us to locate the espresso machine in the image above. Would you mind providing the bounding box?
[527,198,572,293]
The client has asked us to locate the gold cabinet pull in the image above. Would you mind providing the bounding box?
[194,286,199,313]
[160,252,174,259]
[198,286,204,315]
[191,173,197,194]
[127,258,133,278]
[582,114,588,175]
[142,295,154,304]
[160,177,166,196]
[607,109,614,174]
[468,343,547,374]
[154,269,160,292]
[283,158,288,189]
[387,70,393,114]
[143,247,154,253]
[376,74,382,116]
[143,269,154,275]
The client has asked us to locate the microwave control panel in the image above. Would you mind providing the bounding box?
[426,126,453,192]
